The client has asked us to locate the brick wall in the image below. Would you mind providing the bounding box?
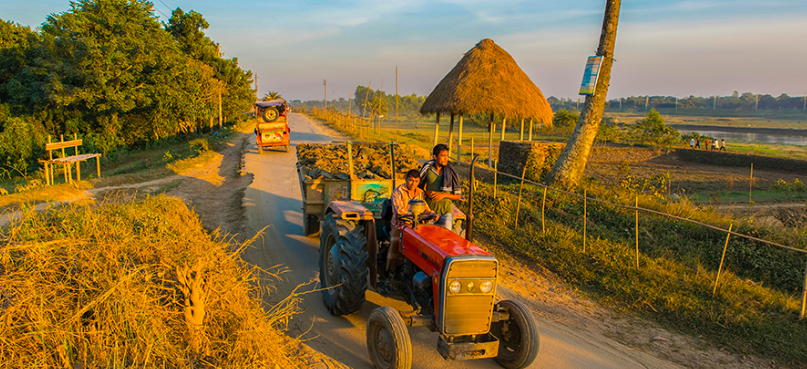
[497,141,566,182]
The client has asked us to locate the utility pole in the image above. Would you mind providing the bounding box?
[713,95,717,110]
[619,97,622,109]
[395,66,399,142]
[545,0,621,187]
[324,80,327,110]
[645,95,649,110]
[756,94,759,111]
[803,93,806,111]
[675,96,678,110]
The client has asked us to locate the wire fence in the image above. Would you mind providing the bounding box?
[306,107,807,321]
[456,156,807,320]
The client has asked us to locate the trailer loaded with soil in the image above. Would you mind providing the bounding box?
[296,142,422,236]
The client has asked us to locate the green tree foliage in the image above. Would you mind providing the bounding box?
[0,0,254,169]
[552,109,579,128]
[628,109,679,146]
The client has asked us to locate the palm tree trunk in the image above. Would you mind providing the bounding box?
[544,0,621,188]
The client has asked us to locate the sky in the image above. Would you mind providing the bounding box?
[2,0,807,102]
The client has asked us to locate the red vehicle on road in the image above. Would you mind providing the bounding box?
[254,99,290,153]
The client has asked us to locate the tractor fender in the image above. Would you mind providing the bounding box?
[326,201,378,288]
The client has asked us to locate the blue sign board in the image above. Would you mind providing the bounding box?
[579,56,603,96]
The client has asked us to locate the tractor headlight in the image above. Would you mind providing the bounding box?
[449,280,462,294]
[479,280,493,293]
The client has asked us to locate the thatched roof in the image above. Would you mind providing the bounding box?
[420,39,553,125]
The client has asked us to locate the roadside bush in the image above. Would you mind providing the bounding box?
[189,138,212,154]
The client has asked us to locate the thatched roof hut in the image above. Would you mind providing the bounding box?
[420,38,553,125]
[420,39,553,167]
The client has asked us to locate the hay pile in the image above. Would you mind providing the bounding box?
[0,196,305,368]
[297,143,421,180]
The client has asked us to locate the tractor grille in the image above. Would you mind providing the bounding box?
[441,257,498,336]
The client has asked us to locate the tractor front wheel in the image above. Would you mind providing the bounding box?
[491,300,540,369]
[319,213,369,315]
[367,306,412,369]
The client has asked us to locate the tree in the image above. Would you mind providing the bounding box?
[628,109,679,146]
[545,0,621,188]
[263,91,281,100]
[552,109,579,128]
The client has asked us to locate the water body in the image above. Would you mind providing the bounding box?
[669,125,807,146]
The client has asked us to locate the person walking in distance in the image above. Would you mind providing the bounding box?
[690,137,695,149]
[705,138,710,151]
[720,139,726,151]
[713,139,719,151]
[695,137,701,149]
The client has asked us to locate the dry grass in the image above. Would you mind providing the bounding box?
[0,195,306,368]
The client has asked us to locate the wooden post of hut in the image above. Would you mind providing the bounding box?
[529,118,533,141]
[520,118,524,141]
[448,113,455,157]
[457,114,464,161]
[500,117,506,142]
[433,112,440,148]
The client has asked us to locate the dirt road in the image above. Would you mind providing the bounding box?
[241,113,685,369]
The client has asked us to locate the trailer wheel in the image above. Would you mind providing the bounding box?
[303,214,320,236]
[261,107,279,122]
[367,306,412,369]
[319,213,368,315]
[258,145,263,154]
[491,300,539,369]
[284,144,289,153]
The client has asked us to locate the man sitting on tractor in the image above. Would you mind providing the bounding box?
[419,143,462,232]
[388,169,436,271]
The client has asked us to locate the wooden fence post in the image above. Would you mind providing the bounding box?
[515,165,527,228]
[541,187,547,235]
[713,223,734,295]
[749,163,754,206]
[583,189,587,253]
[635,197,639,269]
[493,161,498,198]
[800,260,807,320]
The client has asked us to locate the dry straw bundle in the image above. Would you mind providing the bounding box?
[0,195,305,368]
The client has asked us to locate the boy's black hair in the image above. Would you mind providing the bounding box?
[405,169,420,180]
[432,143,449,157]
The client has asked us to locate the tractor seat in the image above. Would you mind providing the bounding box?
[380,199,393,221]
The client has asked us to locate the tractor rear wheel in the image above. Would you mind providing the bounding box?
[258,145,263,154]
[491,300,539,369]
[319,213,369,315]
[367,306,412,369]
[303,214,320,236]
[261,107,279,122]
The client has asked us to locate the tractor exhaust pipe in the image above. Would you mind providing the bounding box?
[466,155,478,242]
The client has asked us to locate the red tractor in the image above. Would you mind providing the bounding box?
[318,156,539,369]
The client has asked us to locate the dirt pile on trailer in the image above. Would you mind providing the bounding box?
[297,143,422,180]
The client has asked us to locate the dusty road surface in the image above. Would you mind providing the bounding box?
[241,113,685,369]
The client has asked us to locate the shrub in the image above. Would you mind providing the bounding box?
[189,138,211,154]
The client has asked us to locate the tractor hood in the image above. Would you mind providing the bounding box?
[401,225,489,273]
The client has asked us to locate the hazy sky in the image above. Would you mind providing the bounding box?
[2,0,806,101]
